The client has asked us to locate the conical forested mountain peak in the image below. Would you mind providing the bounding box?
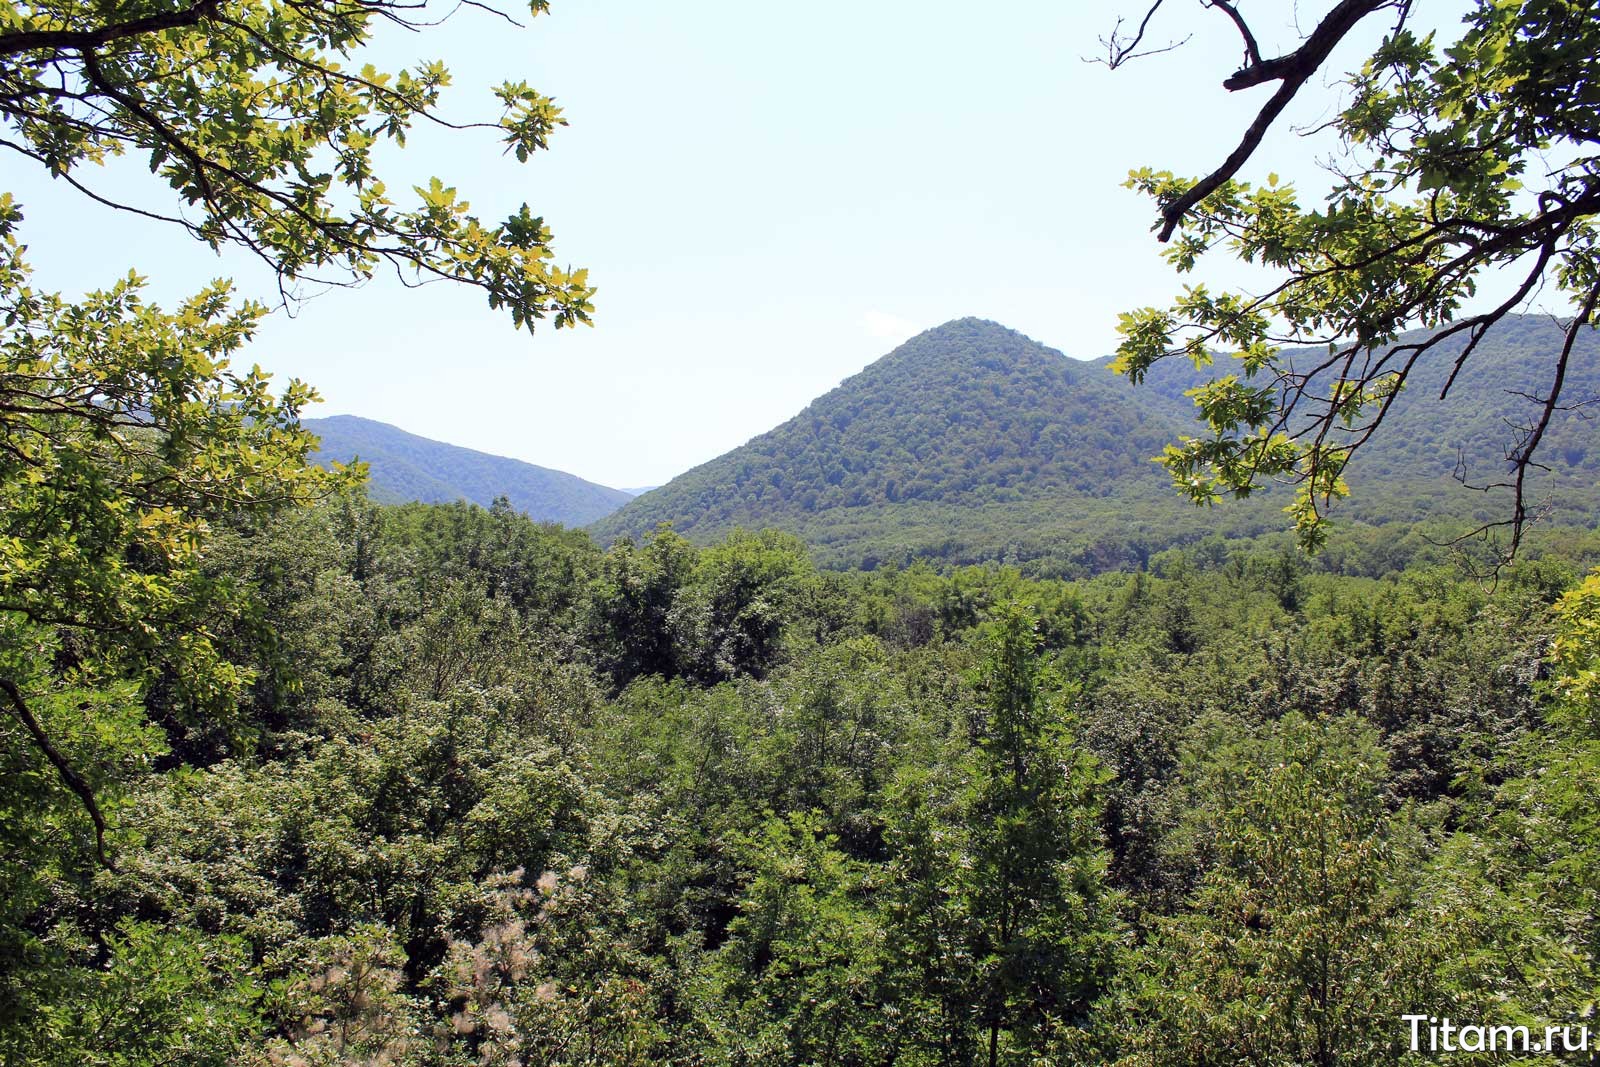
[857,316,1089,384]
[589,319,1179,563]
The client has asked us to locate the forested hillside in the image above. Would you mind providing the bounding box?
[307,415,632,526]
[590,319,1188,566]
[597,316,1600,572]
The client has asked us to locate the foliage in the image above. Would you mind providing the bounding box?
[702,812,890,1065]
[4,475,1598,1064]
[1433,569,1600,1037]
[1112,713,1438,1067]
[0,197,337,690]
[0,0,593,329]
[584,526,817,690]
[1110,0,1600,558]
[10,921,263,1067]
[0,193,345,896]
[964,606,1119,1063]
[1549,568,1600,737]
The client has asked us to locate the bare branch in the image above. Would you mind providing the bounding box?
[1205,0,1263,70]
[1500,285,1600,557]
[1097,1,1187,68]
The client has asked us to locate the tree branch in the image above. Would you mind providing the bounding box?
[0,0,224,60]
[1158,0,1389,241]
[1499,284,1600,558]
[0,677,115,870]
[1206,0,1262,71]
[1103,2,1163,64]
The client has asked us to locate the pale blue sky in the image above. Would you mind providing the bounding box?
[7,2,1474,488]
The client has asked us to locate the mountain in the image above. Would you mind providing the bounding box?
[305,415,632,526]
[592,316,1600,572]
[590,319,1203,569]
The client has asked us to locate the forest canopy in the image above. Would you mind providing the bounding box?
[4,492,1599,1064]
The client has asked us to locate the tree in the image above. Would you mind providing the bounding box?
[701,812,890,1065]
[964,606,1118,1065]
[1,0,593,870]
[674,528,815,684]
[584,526,698,690]
[0,197,343,868]
[1116,713,1442,1067]
[1106,0,1600,560]
[0,0,594,328]
[879,762,984,1066]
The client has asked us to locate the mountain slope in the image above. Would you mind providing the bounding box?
[594,315,1600,572]
[306,415,631,526]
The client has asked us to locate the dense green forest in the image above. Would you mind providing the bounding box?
[594,317,1600,572]
[6,479,1600,1065]
[7,0,1600,1062]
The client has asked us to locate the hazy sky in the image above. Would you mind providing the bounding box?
[6,2,1472,488]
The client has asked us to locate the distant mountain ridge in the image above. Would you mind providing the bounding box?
[593,315,1600,570]
[305,415,631,527]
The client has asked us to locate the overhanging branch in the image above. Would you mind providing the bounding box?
[0,0,224,60]
[1158,0,1390,241]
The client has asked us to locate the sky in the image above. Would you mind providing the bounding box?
[5,1,1476,489]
